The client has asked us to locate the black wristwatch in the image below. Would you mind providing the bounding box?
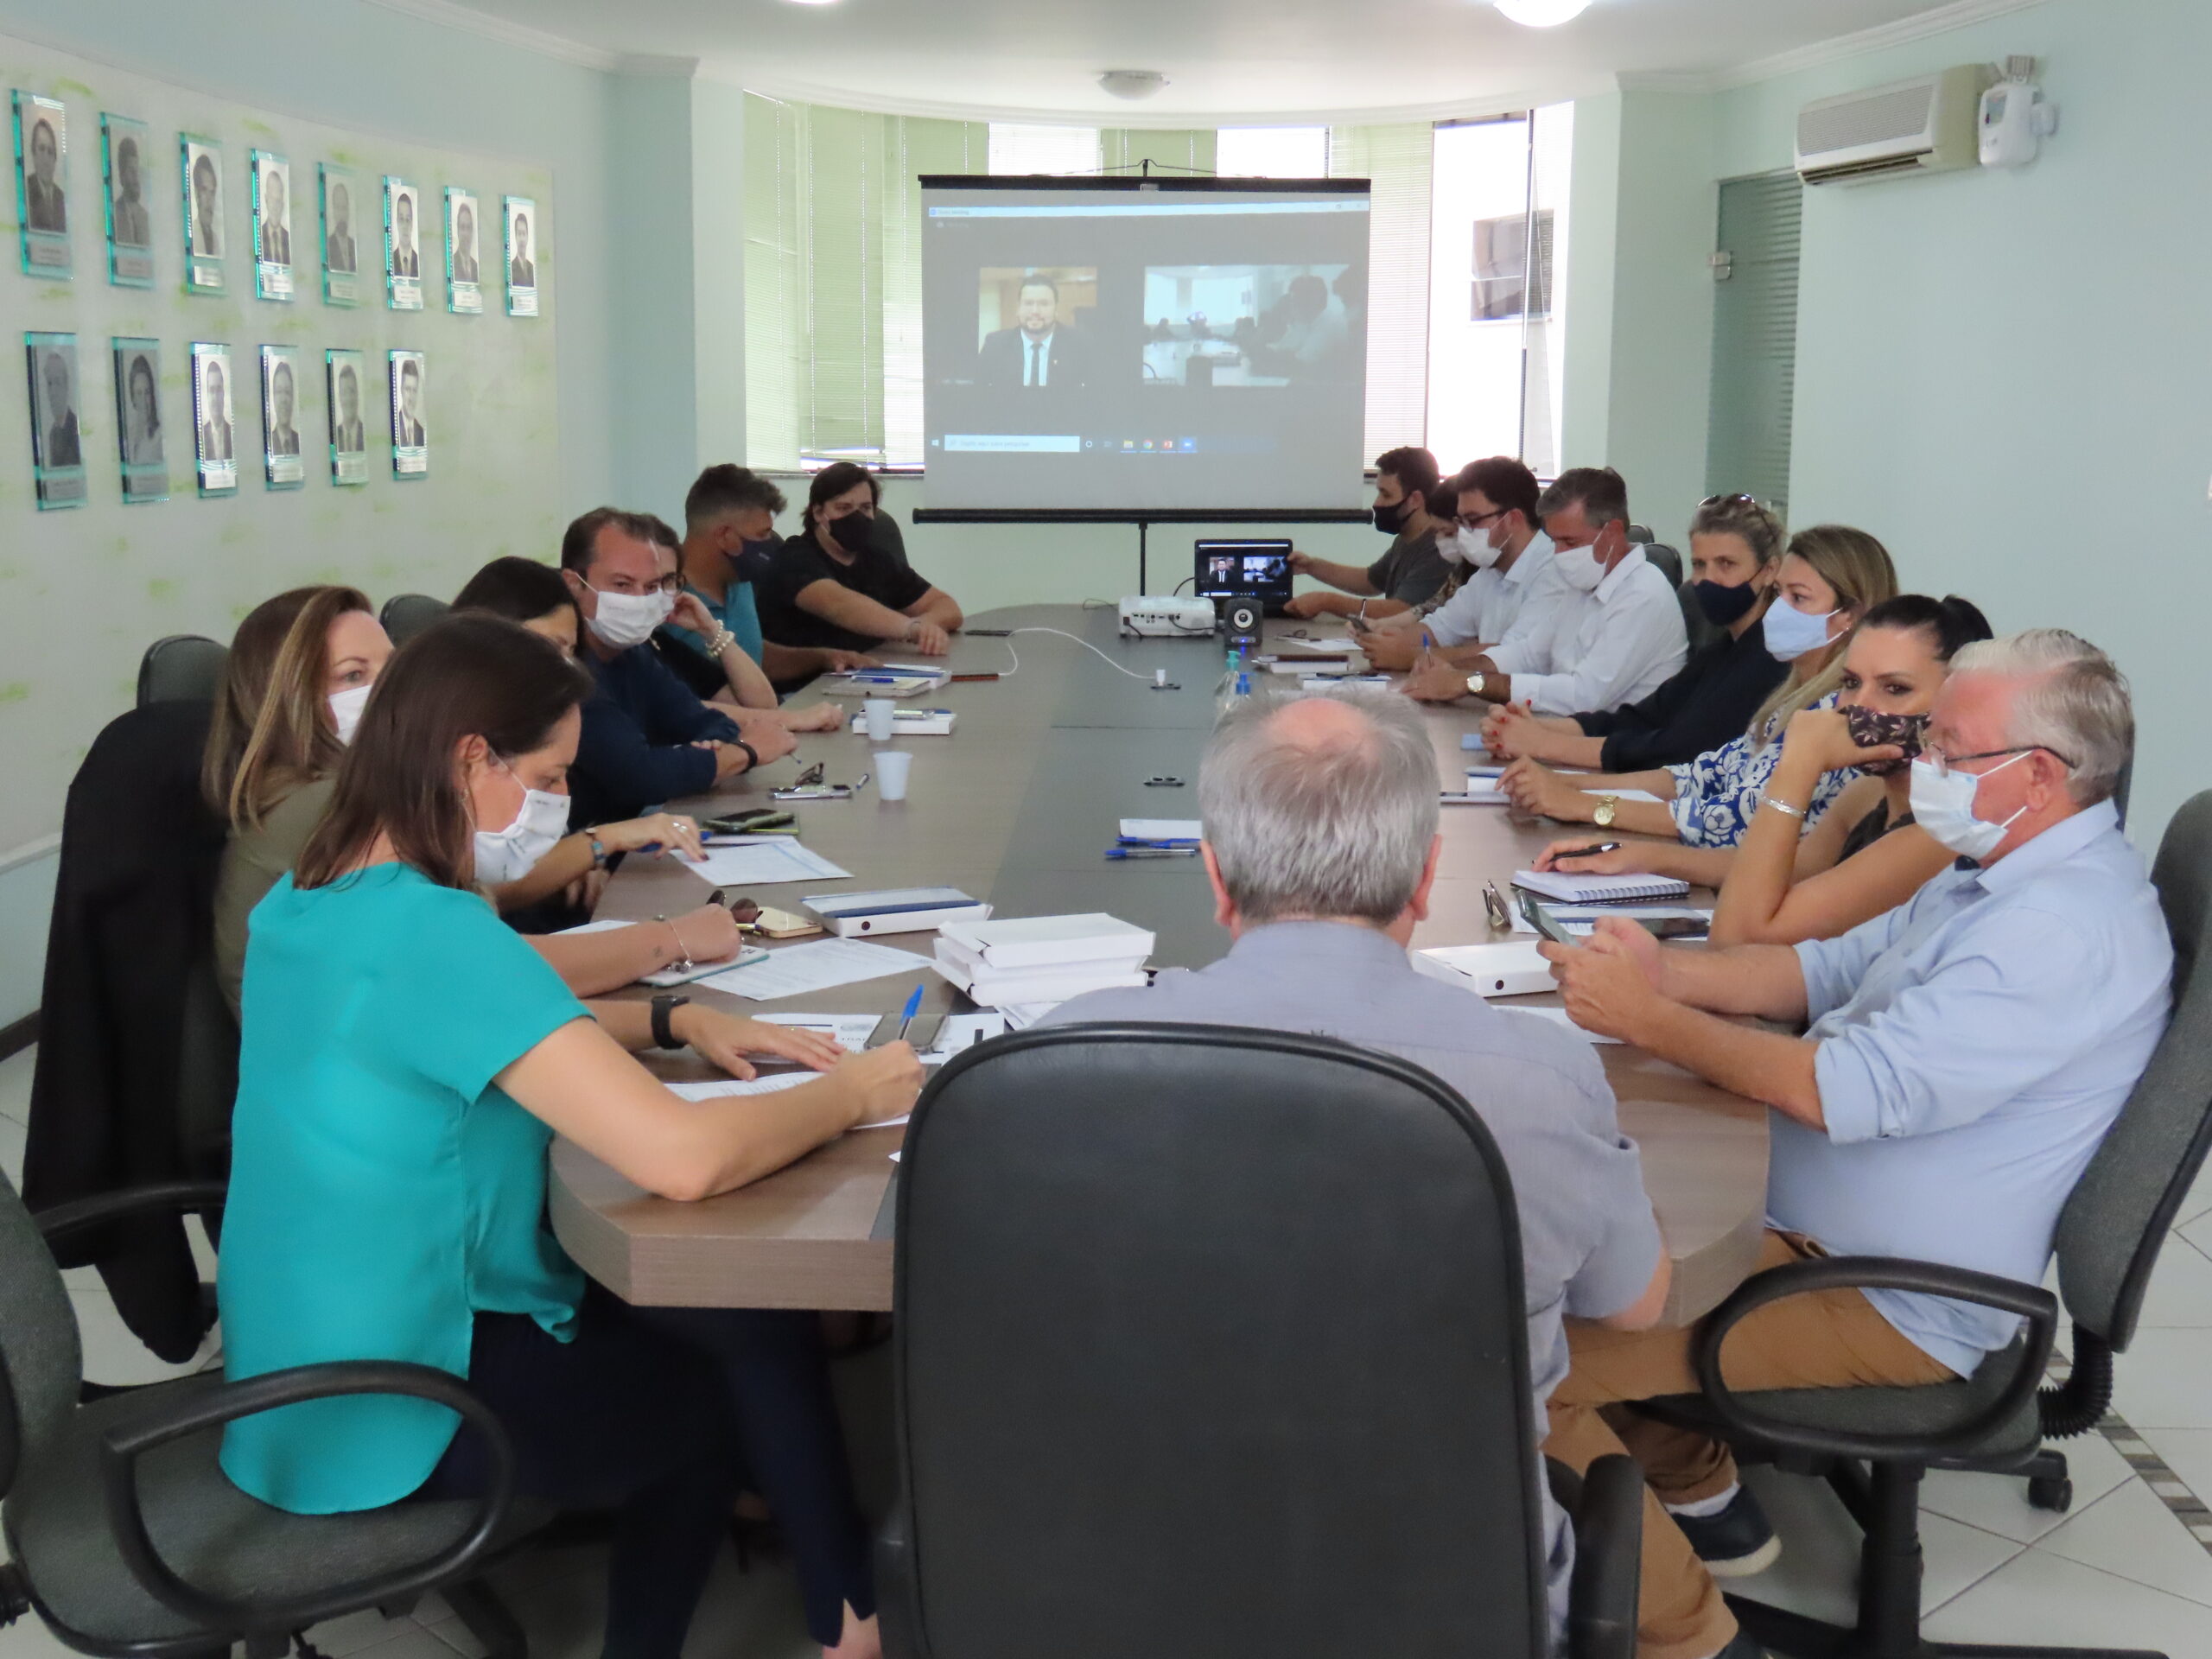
[729,737,760,772]
[651,993,690,1051]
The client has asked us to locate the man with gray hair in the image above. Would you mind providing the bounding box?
[1039,688,1669,1650]
[1541,629,2171,1659]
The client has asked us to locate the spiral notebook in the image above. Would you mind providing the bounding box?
[1510,869,1692,904]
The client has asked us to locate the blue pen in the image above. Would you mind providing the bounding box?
[894,983,925,1044]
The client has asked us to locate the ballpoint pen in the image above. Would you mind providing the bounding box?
[895,983,925,1044]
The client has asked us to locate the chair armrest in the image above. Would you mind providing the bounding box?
[1566,1455,1641,1659]
[874,1505,922,1659]
[1690,1254,2057,1462]
[33,1181,230,1255]
[99,1360,515,1634]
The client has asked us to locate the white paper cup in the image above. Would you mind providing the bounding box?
[863,697,895,741]
[877,749,914,801]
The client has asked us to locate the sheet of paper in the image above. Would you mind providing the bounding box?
[754,1012,883,1052]
[699,937,925,1001]
[686,839,852,886]
[1581,788,1668,805]
[1280,635,1358,651]
[923,1010,1007,1063]
[1506,1005,1623,1045]
[1119,818,1203,842]
[999,1001,1061,1029]
[667,1071,817,1102]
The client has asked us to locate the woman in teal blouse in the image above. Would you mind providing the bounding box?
[218,615,920,1659]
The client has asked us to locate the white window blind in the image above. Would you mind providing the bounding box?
[1217,126,1329,179]
[988,124,1102,175]
[1329,122,1433,463]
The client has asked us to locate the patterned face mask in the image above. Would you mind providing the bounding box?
[1844,705,1930,777]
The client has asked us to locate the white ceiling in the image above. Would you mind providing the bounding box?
[413,0,2015,123]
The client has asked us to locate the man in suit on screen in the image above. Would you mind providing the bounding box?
[977,273,1094,391]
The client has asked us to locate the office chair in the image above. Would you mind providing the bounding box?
[0,1173,546,1659]
[378,594,448,647]
[136,637,227,708]
[878,1022,1642,1659]
[1640,787,2212,1659]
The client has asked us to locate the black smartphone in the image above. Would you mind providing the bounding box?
[1518,893,1577,947]
[966,627,1012,637]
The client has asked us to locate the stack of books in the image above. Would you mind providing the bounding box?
[933,914,1154,1009]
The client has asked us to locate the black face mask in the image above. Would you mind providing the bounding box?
[1372,500,1406,536]
[1844,705,1930,778]
[1693,578,1763,627]
[728,537,779,585]
[829,512,874,555]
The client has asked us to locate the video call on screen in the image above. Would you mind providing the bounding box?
[920,182,1373,514]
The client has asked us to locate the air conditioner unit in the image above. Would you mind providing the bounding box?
[1796,65,1993,186]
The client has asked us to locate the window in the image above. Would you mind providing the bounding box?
[1705,172,1802,518]
[988,124,1102,176]
[1427,105,1572,480]
[1217,126,1330,179]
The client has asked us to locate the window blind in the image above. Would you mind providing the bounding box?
[1329,122,1433,463]
[1704,171,1802,518]
[987,124,1102,176]
[1099,128,1217,175]
[1217,126,1329,179]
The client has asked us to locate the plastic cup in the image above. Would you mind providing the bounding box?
[877,750,913,802]
[863,697,895,741]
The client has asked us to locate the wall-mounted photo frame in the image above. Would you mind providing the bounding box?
[445,185,480,315]
[189,340,237,495]
[251,149,294,302]
[260,343,304,489]
[24,332,85,508]
[320,162,359,306]
[13,92,70,277]
[384,175,422,310]
[111,336,167,503]
[503,194,537,317]
[326,347,369,486]
[181,135,224,293]
[388,347,425,478]
[100,114,153,287]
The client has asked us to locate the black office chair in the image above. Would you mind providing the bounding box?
[0,1173,544,1659]
[378,594,449,647]
[878,1023,1642,1659]
[1641,787,2212,1659]
[137,637,227,708]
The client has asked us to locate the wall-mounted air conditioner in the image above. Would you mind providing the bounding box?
[1796,65,1993,186]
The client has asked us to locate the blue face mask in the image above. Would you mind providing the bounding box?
[1907,751,2030,861]
[729,537,779,585]
[1762,600,1839,662]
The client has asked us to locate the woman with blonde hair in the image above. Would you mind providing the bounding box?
[1497,524,1898,845]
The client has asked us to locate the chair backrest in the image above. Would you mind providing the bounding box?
[379,593,449,647]
[1639,541,1682,588]
[2056,789,2212,1349]
[890,1023,1548,1659]
[0,1172,84,1499]
[137,635,227,708]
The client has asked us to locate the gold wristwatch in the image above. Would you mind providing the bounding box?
[1593,795,1619,829]
[1464,672,1487,700]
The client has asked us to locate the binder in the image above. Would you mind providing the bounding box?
[803,887,990,938]
[1510,869,1693,904]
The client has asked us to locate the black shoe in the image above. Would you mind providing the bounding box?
[1669,1484,1781,1579]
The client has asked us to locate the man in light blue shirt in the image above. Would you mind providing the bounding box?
[1541,630,2171,1659]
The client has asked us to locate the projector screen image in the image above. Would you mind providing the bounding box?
[922,177,1371,514]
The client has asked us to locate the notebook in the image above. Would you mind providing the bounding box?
[1510,869,1693,904]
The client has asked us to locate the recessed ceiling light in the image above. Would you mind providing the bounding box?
[1098,69,1170,100]
[1495,0,1593,25]
[783,0,839,7]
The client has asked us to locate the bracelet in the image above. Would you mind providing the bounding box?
[705,625,737,658]
[1759,793,1808,820]
[657,912,695,972]
[729,737,760,772]
[588,834,607,871]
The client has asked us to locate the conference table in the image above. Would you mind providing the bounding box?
[550,604,1770,1327]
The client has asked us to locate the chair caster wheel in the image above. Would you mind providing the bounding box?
[2027,1474,2073,1512]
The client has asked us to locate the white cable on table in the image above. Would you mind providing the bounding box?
[997,626,1162,683]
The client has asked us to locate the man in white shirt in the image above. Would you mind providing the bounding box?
[1406,466,1685,717]
[1361,455,1548,669]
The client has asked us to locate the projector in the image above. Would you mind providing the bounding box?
[1118,596,1217,639]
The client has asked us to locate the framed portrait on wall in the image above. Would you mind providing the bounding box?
[111,336,167,503]
[445,185,481,314]
[326,348,369,486]
[181,135,225,293]
[260,344,304,489]
[384,175,423,310]
[251,149,294,302]
[503,194,537,316]
[24,332,86,508]
[13,92,71,277]
[100,114,154,287]
[320,162,359,306]
[189,340,238,495]
[388,348,426,477]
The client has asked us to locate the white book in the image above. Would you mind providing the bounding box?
[1511,869,1692,904]
[931,956,1149,1007]
[1413,941,1555,998]
[803,887,990,938]
[937,913,1155,971]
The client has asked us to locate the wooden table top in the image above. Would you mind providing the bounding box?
[549,606,1770,1326]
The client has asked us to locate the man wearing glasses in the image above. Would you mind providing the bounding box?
[1358,455,1548,671]
[1535,629,2171,1659]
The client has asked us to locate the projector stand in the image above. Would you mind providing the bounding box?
[1138,520,1149,594]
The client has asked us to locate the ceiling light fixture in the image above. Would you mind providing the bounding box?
[1098,69,1169,100]
[1494,0,1593,25]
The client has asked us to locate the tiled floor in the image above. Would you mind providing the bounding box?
[5,1039,2212,1658]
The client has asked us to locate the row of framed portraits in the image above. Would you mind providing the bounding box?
[10,91,539,316]
[25,332,429,507]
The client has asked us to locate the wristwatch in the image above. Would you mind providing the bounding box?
[651,993,691,1051]
[1464,672,1487,700]
[1593,795,1620,829]
[729,737,760,772]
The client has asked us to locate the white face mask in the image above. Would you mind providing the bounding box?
[473,766,572,886]
[583,585,675,651]
[1906,751,2031,862]
[327,683,372,745]
[1438,526,1473,567]
[1763,600,1840,663]
[1556,543,1608,594]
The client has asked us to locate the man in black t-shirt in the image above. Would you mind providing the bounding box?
[754,462,964,658]
[1284,445,1450,621]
